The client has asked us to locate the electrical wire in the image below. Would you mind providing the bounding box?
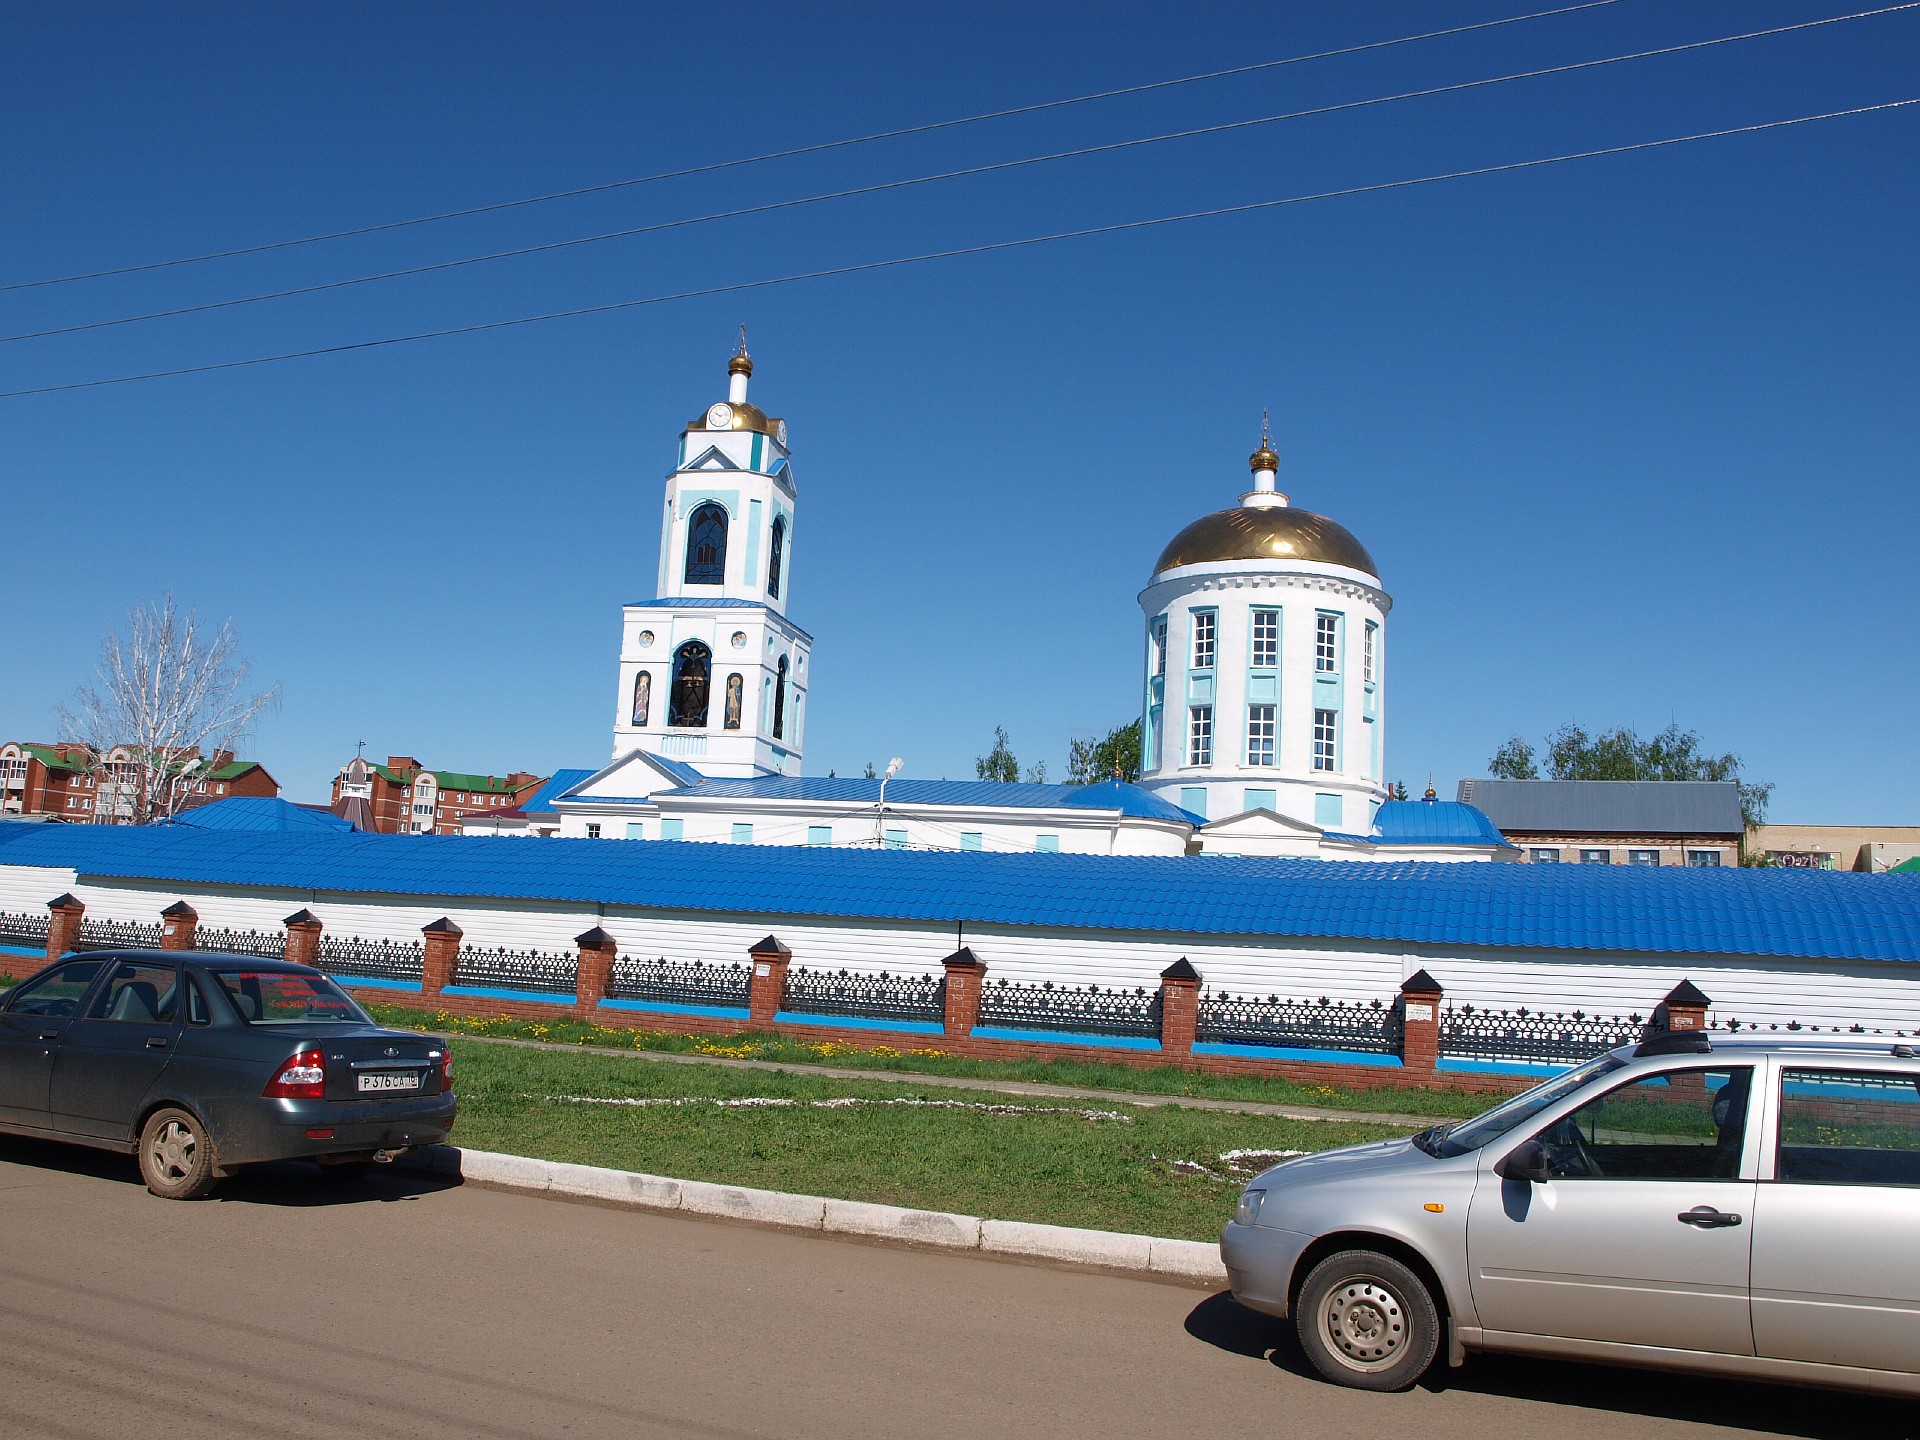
[3,97,1910,402]
[8,4,1910,348]
[0,1,1624,295]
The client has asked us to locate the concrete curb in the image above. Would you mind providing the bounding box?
[403,1146,1227,1287]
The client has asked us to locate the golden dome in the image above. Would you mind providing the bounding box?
[1153,505,1378,578]
[1249,442,1279,472]
[686,400,783,439]
[728,351,753,377]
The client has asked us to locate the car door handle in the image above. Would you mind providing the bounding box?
[36,1030,58,1042]
[1677,1206,1743,1228]
[146,1037,168,1049]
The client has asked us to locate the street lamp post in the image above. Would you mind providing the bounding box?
[874,756,904,846]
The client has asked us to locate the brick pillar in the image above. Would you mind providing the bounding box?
[45,893,85,960]
[283,908,323,968]
[159,901,199,951]
[575,926,618,1010]
[940,947,986,1040]
[421,917,462,995]
[747,935,792,1026]
[1158,958,1201,1057]
[1653,978,1712,1034]
[1398,969,1445,1074]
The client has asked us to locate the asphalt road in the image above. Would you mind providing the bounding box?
[1,1137,1908,1440]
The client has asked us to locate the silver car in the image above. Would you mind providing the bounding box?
[1221,1031,1920,1395]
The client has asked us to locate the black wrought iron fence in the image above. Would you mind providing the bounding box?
[977,977,1159,1038]
[607,956,750,1009]
[1440,1004,1643,1066]
[72,917,163,952]
[0,910,49,952]
[1195,992,1398,1054]
[316,934,424,982]
[453,945,577,995]
[781,966,943,1023]
[195,926,289,959]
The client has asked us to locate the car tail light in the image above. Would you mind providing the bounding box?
[265,1047,326,1099]
[436,1047,453,1088]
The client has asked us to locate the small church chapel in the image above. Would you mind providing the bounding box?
[537,341,1511,861]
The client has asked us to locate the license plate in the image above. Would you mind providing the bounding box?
[356,1071,421,1093]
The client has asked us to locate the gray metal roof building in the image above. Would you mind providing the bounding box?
[1455,780,1743,838]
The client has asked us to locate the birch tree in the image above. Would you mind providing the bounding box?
[57,595,280,825]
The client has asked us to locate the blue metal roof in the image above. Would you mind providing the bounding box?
[521,769,598,815]
[1350,799,1515,848]
[1,824,1917,964]
[168,798,354,834]
[627,596,767,609]
[641,774,1202,824]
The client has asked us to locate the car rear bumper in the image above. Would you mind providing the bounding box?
[1220,1221,1313,1319]
[210,1093,457,1166]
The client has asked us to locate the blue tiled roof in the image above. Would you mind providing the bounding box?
[521,769,598,815]
[1355,799,1514,847]
[0,824,1917,964]
[627,596,767,608]
[168,798,354,834]
[644,774,1203,824]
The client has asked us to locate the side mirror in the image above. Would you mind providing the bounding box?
[1494,1138,1551,1184]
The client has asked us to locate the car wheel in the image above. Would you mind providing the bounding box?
[138,1107,220,1200]
[1295,1249,1440,1391]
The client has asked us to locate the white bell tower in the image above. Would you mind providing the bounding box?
[610,335,812,777]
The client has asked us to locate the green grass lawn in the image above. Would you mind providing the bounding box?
[362,999,1496,1119]
[447,1040,1409,1241]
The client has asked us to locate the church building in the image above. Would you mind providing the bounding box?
[533,343,1510,861]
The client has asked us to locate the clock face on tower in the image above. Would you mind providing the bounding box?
[706,402,734,429]
[775,419,788,446]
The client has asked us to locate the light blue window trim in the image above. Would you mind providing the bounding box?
[1315,609,1343,675]
[1246,673,1278,703]
[884,828,908,850]
[731,822,754,844]
[1314,792,1344,828]
[1188,607,1217,671]
[807,825,832,847]
[1035,834,1060,852]
[745,498,763,580]
[960,832,983,851]
[659,818,684,841]
[1243,788,1277,814]
[625,822,645,840]
[762,675,774,732]
[658,500,673,593]
[750,433,765,472]
[1180,786,1207,819]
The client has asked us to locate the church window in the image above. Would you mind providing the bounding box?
[767,516,786,598]
[669,641,712,727]
[1188,706,1213,766]
[808,826,832,846]
[1251,609,1279,668]
[772,656,789,739]
[885,829,908,850]
[1363,621,1377,683]
[1312,709,1337,771]
[732,823,754,844]
[960,832,983,851]
[586,824,602,839]
[684,502,728,585]
[1191,611,1215,670]
[1152,616,1168,677]
[1246,705,1276,766]
[1315,614,1340,672]
[661,819,684,841]
[723,673,744,729]
[1035,834,1059,852]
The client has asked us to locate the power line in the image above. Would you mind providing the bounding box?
[8,4,1909,348]
[0,2,1625,295]
[3,98,1910,402]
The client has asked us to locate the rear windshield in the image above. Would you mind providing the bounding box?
[211,970,370,1025]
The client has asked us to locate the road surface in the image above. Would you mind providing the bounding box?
[0,1136,1901,1440]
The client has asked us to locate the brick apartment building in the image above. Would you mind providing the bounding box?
[1454,778,1745,867]
[0,741,278,823]
[332,755,546,835]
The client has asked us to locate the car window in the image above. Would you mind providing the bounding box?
[1777,1068,1920,1187]
[88,962,179,1024]
[3,960,107,1017]
[186,975,210,1026]
[212,970,369,1024]
[1533,1066,1753,1181]
[1432,1053,1628,1156]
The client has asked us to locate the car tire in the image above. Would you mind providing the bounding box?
[138,1107,220,1200]
[1294,1249,1440,1391]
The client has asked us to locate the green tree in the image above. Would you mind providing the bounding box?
[975,727,1019,783]
[1487,723,1773,841]
[1388,780,1410,801]
[1067,718,1143,785]
[1488,736,1539,779]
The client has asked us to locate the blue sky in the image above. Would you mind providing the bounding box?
[4,2,1915,821]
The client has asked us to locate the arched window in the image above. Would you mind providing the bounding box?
[772,655,789,739]
[767,515,786,598]
[669,641,712,727]
[683,502,728,586]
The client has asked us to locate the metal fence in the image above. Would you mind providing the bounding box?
[780,966,943,1024]
[1440,1004,1643,1066]
[1196,992,1398,1054]
[976,977,1159,1038]
[71,917,164,952]
[195,926,289,959]
[607,956,750,1009]
[315,934,424,982]
[0,910,49,952]
[453,945,578,995]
